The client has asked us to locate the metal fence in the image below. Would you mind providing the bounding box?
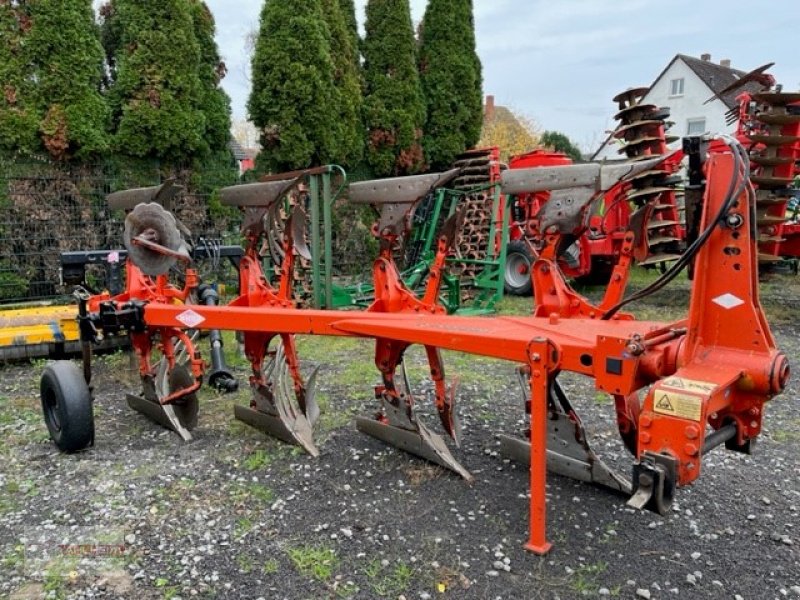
[0,157,241,303]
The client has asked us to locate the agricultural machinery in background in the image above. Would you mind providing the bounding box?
[262,160,508,316]
[726,70,800,267]
[503,87,685,295]
[38,134,788,554]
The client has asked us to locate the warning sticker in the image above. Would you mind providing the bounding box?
[660,376,717,394]
[653,390,703,421]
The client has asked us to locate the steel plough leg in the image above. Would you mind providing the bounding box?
[357,340,471,481]
[525,338,554,554]
[499,372,631,496]
[235,336,320,456]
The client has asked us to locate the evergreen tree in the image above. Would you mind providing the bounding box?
[0,2,39,155]
[540,130,583,162]
[338,0,359,60]
[362,0,426,176]
[322,0,363,167]
[418,0,483,170]
[98,1,123,87]
[105,0,206,162]
[24,0,109,160]
[189,1,232,155]
[248,0,340,172]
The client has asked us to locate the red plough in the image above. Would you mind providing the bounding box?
[40,138,788,554]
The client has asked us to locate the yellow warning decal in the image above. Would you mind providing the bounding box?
[660,376,717,394]
[653,390,703,421]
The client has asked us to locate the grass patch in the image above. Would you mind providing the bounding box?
[242,448,272,471]
[286,545,339,582]
[263,558,279,575]
[770,419,800,443]
[237,553,254,574]
[233,517,254,540]
[594,392,613,406]
[570,561,608,595]
[495,295,531,316]
[229,481,275,505]
[364,558,415,597]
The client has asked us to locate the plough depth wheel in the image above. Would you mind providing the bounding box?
[40,360,94,453]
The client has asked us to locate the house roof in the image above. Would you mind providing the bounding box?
[590,54,770,159]
[649,54,765,110]
[674,54,765,109]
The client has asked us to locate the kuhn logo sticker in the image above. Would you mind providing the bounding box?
[175,309,205,328]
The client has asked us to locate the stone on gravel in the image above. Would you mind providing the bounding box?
[635,588,651,599]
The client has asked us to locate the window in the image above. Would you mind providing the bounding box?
[670,78,685,96]
[687,118,707,135]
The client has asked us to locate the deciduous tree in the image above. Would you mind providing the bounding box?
[539,130,583,162]
[479,106,539,162]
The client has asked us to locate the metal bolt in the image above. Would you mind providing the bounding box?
[725,213,744,229]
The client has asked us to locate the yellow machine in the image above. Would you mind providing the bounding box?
[0,303,81,360]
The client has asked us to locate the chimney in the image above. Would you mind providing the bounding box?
[701,53,711,61]
[484,95,495,121]
[720,58,731,68]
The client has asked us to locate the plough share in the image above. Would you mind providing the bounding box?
[39,137,788,554]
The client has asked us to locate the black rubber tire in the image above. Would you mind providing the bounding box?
[40,361,94,453]
[504,240,534,296]
[574,257,614,286]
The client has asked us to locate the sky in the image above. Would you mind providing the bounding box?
[204,0,800,152]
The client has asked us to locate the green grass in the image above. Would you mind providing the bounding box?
[364,559,415,597]
[263,558,279,575]
[233,517,254,540]
[242,448,272,471]
[570,561,608,595]
[229,481,275,505]
[1,544,24,569]
[286,545,339,582]
[237,553,254,574]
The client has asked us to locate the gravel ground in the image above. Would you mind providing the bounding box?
[0,278,798,600]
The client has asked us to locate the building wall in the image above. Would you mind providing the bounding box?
[594,58,734,161]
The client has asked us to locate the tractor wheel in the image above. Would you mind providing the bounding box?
[504,240,534,296]
[574,257,614,286]
[40,361,94,453]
